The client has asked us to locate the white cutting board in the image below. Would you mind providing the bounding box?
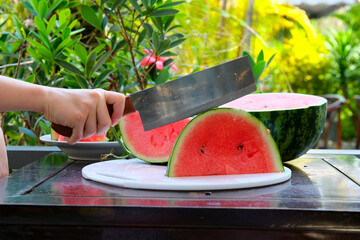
[82,159,292,191]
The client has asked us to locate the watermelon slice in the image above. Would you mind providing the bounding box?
[222,93,327,161]
[119,111,191,163]
[51,129,107,142]
[167,108,283,177]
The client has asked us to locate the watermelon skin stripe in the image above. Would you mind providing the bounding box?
[249,102,327,161]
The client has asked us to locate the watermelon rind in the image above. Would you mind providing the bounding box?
[167,108,283,177]
[224,93,327,161]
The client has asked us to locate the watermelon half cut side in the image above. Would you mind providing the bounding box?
[167,108,283,177]
[119,112,191,163]
[222,93,327,161]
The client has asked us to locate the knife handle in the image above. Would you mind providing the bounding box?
[51,95,135,138]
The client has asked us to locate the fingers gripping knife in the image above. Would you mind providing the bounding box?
[51,56,257,137]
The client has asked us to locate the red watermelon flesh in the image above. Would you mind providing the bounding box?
[58,133,106,142]
[119,111,191,163]
[167,108,283,177]
[223,93,325,111]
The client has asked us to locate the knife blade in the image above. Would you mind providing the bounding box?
[51,55,256,137]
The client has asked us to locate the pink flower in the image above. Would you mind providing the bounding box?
[140,49,177,71]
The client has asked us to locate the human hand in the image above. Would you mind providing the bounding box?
[42,88,125,144]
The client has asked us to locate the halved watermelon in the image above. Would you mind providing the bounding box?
[167,108,283,177]
[222,93,327,161]
[119,111,191,163]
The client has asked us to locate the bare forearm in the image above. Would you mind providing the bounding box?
[0,75,47,113]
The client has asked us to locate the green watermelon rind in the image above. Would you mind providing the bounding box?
[247,95,327,161]
[119,118,168,164]
[167,108,284,177]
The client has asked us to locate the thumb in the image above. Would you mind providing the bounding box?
[104,91,125,126]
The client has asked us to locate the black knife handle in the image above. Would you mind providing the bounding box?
[51,96,135,138]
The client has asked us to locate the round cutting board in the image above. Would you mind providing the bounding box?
[82,158,291,191]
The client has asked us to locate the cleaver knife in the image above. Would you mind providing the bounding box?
[52,55,256,137]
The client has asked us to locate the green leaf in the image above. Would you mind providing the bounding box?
[266,53,276,68]
[70,28,85,36]
[34,115,45,129]
[34,16,46,35]
[242,51,256,70]
[257,50,264,63]
[167,24,182,32]
[54,37,71,54]
[62,27,71,39]
[59,8,71,26]
[91,44,106,54]
[141,0,149,8]
[92,51,113,75]
[109,24,121,33]
[27,38,48,51]
[70,35,82,48]
[69,18,79,29]
[75,75,89,89]
[24,74,35,83]
[152,31,160,52]
[52,37,63,52]
[253,60,266,81]
[163,58,174,67]
[74,44,88,66]
[27,48,41,61]
[38,0,49,19]
[12,16,25,39]
[101,0,111,6]
[112,0,126,10]
[46,14,57,36]
[38,31,52,50]
[151,17,163,32]
[158,39,171,53]
[81,5,103,31]
[113,39,127,52]
[18,127,36,138]
[164,15,175,31]
[159,51,177,57]
[55,58,84,76]
[137,29,147,46]
[150,9,178,17]
[129,0,143,16]
[21,0,37,16]
[168,38,185,49]
[48,0,66,16]
[143,23,153,38]
[155,68,169,84]
[101,17,108,31]
[53,22,66,36]
[37,45,53,61]
[86,51,97,77]
[157,1,185,8]
[93,68,114,88]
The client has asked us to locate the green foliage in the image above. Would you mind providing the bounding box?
[0,0,185,146]
[323,5,360,140]
[242,50,275,90]
[268,28,332,94]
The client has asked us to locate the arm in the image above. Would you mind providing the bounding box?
[0,76,125,178]
[0,127,8,178]
[0,75,125,143]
